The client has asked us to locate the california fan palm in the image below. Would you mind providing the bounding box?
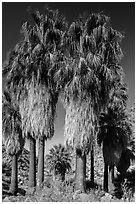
[46,144,71,181]
[62,13,124,192]
[3,8,68,187]
[2,91,25,195]
[97,86,132,191]
[116,103,135,175]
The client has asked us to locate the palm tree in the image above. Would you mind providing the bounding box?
[62,13,124,192]
[3,8,68,187]
[98,100,132,191]
[46,144,71,181]
[2,91,25,195]
[3,41,37,187]
[116,103,135,175]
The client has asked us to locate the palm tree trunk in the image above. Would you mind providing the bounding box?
[90,146,94,186]
[75,149,86,192]
[103,162,108,192]
[84,155,86,179]
[29,136,36,187]
[60,169,65,181]
[9,154,18,195]
[108,165,115,192]
[111,166,114,183]
[38,137,45,186]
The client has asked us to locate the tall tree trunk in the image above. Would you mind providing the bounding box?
[84,155,86,179]
[108,165,115,192]
[90,145,94,186]
[29,136,36,187]
[61,171,65,181]
[75,149,86,192]
[103,162,108,192]
[111,166,114,183]
[38,137,45,186]
[9,154,18,195]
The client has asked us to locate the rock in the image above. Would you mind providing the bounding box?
[79,193,91,202]
[75,190,82,194]
[100,196,111,202]
[3,197,10,202]
[19,180,23,185]
[25,197,30,202]
[25,187,36,195]
[73,190,81,200]
[79,192,98,202]
[112,198,123,202]
[100,193,112,202]
[105,192,112,198]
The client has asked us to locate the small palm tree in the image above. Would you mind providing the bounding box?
[46,144,71,181]
[2,91,25,195]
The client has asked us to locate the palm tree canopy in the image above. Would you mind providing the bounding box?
[98,104,132,147]
[63,13,125,153]
[97,102,133,166]
[2,91,25,156]
[62,13,124,109]
[46,144,71,175]
[3,8,68,139]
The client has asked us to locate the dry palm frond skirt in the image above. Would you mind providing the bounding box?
[4,132,24,157]
[20,82,55,140]
[64,100,96,155]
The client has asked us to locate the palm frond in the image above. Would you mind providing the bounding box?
[46,144,72,175]
[2,91,25,156]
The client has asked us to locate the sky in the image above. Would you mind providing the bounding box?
[2,2,135,153]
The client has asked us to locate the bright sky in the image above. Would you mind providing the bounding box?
[2,2,135,153]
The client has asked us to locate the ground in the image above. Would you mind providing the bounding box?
[2,145,135,202]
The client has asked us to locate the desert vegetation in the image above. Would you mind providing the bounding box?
[2,7,135,202]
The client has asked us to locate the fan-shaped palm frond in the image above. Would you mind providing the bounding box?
[2,90,25,195]
[2,91,24,156]
[97,102,132,167]
[63,13,125,154]
[46,144,71,180]
[4,9,68,141]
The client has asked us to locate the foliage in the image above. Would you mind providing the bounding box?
[46,144,72,180]
[3,8,68,140]
[63,13,124,108]
[128,104,135,154]
[98,104,133,165]
[2,143,135,202]
[63,13,125,153]
[98,105,131,147]
[2,91,25,156]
